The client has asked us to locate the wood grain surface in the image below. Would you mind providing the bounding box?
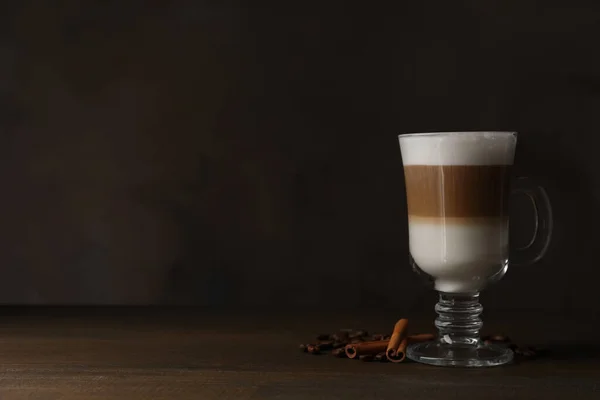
[0,308,598,399]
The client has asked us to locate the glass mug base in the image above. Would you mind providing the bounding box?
[407,340,514,367]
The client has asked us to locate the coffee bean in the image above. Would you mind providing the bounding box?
[332,341,346,349]
[331,347,347,358]
[332,332,349,342]
[316,341,334,351]
[349,330,369,339]
[307,344,320,354]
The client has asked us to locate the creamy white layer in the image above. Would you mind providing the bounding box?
[398,131,516,166]
[408,217,509,293]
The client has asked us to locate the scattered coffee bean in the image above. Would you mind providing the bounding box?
[316,341,334,351]
[515,346,537,358]
[349,330,369,339]
[307,344,320,354]
[332,332,349,342]
[331,347,347,358]
[485,334,511,343]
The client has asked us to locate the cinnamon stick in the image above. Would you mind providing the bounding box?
[345,340,389,359]
[407,333,435,342]
[388,337,408,363]
[386,333,435,363]
[385,318,408,361]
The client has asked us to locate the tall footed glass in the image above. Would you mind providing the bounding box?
[398,131,552,367]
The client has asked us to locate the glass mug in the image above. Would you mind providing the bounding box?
[397,131,552,367]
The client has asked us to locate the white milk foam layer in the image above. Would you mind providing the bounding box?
[409,218,509,293]
[398,131,516,166]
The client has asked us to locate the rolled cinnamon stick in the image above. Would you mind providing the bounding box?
[345,340,390,359]
[386,333,435,363]
[385,318,408,360]
[408,333,435,342]
[388,337,409,363]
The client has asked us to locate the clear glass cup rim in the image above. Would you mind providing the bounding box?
[398,131,517,139]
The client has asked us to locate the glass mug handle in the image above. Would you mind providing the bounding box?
[510,177,554,266]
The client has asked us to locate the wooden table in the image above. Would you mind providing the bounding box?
[0,308,598,399]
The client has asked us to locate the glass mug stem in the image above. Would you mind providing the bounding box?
[434,292,483,347]
[406,291,514,367]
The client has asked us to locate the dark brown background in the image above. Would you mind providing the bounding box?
[0,1,598,312]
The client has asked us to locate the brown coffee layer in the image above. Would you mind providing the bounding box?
[408,216,509,225]
[403,165,510,218]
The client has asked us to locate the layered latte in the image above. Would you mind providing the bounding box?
[399,132,516,293]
